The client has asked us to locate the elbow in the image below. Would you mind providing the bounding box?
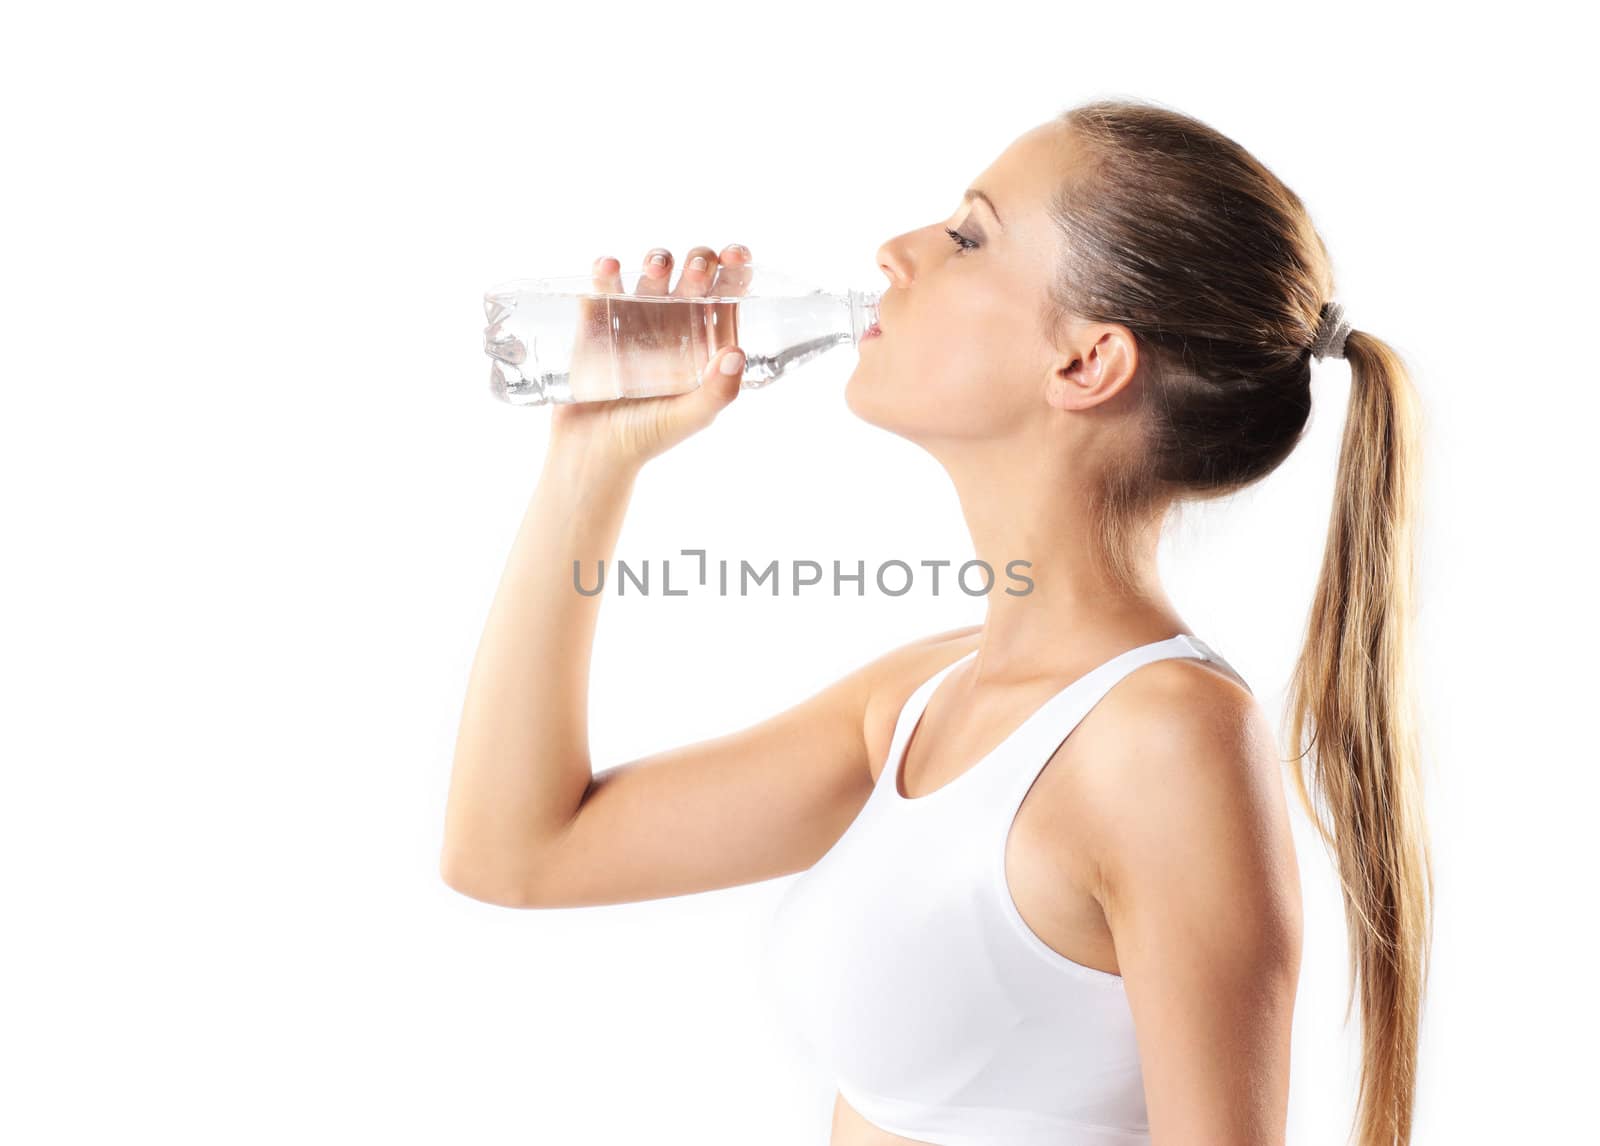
[439,849,535,909]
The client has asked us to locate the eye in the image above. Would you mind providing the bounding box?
[944,227,979,252]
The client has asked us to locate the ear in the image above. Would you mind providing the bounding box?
[1044,322,1139,412]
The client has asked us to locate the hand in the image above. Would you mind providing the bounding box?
[549,242,754,469]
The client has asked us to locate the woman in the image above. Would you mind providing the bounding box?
[442,98,1433,1146]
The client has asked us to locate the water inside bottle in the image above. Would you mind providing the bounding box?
[483,269,882,406]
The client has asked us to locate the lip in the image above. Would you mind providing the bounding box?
[871,296,894,336]
[862,322,883,340]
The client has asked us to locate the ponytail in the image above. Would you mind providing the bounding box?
[1284,330,1435,1146]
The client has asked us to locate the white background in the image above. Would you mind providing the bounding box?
[3,2,1595,1143]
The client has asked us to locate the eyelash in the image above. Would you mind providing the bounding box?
[944,226,979,252]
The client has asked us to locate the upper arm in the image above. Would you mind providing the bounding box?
[462,625,981,909]
[1086,677,1303,1146]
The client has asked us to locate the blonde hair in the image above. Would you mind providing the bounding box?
[1047,97,1435,1145]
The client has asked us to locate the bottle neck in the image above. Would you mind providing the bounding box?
[846,287,883,346]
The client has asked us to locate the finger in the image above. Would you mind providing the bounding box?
[709,242,753,297]
[592,254,624,296]
[696,346,746,413]
[633,247,673,296]
[670,245,720,298]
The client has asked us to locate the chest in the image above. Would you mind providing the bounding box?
[759,679,1147,1138]
[867,700,1118,977]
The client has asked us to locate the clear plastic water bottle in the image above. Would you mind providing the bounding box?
[481,265,884,405]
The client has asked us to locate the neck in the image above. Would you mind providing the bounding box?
[938,436,1182,682]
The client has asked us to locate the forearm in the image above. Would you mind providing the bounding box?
[442,437,640,879]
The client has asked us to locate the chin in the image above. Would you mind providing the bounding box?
[844,368,923,440]
[843,367,888,427]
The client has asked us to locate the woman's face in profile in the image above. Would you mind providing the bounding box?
[845,121,1077,445]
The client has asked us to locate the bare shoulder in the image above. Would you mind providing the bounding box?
[1072,655,1279,800]
[1067,658,1301,953]
[855,623,984,782]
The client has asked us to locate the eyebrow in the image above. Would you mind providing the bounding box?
[964,188,1002,227]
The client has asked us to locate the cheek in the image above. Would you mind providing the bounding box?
[899,311,1031,407]
[844,295,1039,426]
[845,342,1022,432]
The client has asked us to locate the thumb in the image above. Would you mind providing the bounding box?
[700,347,746,409]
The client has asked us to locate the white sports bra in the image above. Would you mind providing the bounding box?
[759,633,1250,1146]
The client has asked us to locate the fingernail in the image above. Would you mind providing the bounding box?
[719,351,745,375]
[731,244,750,258]
[690,255,708,271]
[649,251,668,267]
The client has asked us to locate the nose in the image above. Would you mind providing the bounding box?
[875,240,907,287]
